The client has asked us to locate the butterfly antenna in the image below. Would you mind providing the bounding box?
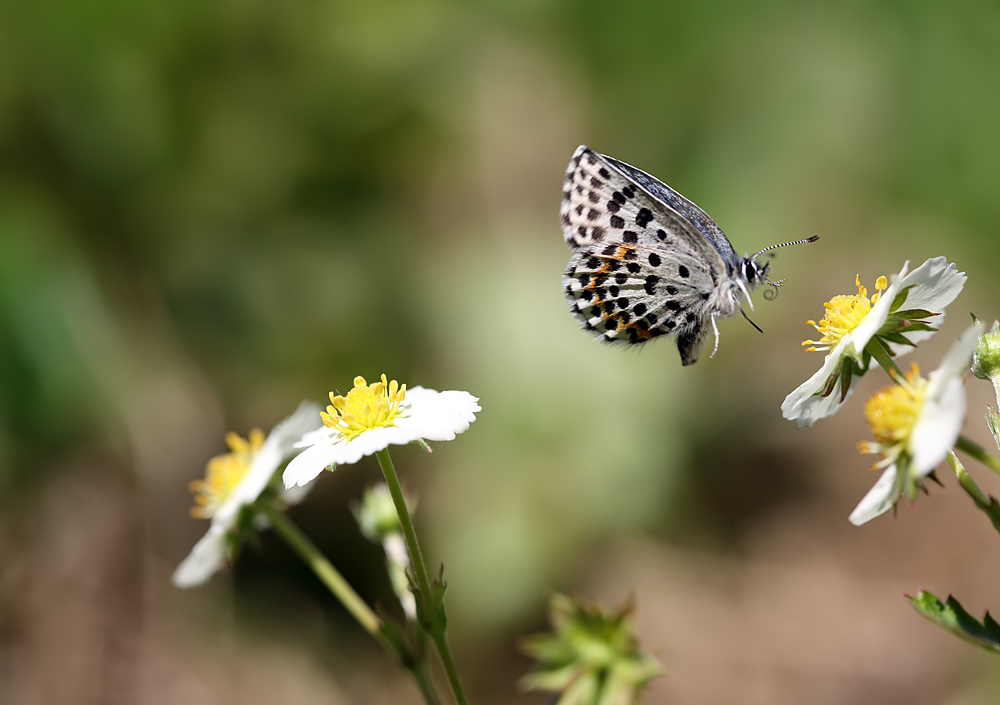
[753,236,818,299]
[741,309,763,334]
[751,235,819,262]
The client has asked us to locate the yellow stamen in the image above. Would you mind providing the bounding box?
[321,373,407,442]
[189,428,266,518]
[859,364,927,464]
[802,274,887,352]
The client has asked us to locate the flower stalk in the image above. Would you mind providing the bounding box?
[257,501,383,639]
[259,500,447,704]
[945,451,1000,535]
[376,448,470,705]
[955,435,1000,479]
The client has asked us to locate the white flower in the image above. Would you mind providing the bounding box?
[782,257,966,428]
[849,323,981,526]
[173,401,321,588]
[282,374,480,489]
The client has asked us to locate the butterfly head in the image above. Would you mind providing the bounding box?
[742,258,770,288]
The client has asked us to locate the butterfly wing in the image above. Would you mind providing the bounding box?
[563,241,719,355]
[560,146,730,364]
[600,153,738,263]
[676,320,711,366]
[561,145,729,267]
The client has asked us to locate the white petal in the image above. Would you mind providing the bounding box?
[283,426,410,488]
[282,388,480,489]
[896,256,967,312]
[283,438,344,488]
[216,402,322,525]
[910,378,965,477]
[849,466,900,526]
[908,323,980,476]
[925,322,982,400]
[398,387,481,441]
[173,524,227,588]
[295,425,336,449]
[272,401,324,454]
[849,261,909,357]
[885,257,967,356]
[781,341,857,428]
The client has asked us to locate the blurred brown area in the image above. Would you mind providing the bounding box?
[3,0,1000,703]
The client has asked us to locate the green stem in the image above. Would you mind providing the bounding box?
[947,451,991,507]
[865,339,904,380]
[259,502,384,639]
[946,451,1000,534]
[413,662,442,705]
[259,501,445,705]
[375,448,470,705]
[431,632,467,705]
[956,435,1000,479]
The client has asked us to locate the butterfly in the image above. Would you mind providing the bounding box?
[560,145,817,365]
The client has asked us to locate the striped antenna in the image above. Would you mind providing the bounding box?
[751,235,819,262]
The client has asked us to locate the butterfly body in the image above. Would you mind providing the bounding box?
[560,145,774,365]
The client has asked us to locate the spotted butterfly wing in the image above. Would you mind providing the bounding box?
[560,145,731,364]
[600,155,739,264]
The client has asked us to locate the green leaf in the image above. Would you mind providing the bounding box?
[907,591,1000,653]
[520,663,580,691]
[816,367,840,398]
[838,361,853,402]
[889,287,912,313]
[893,308,939,321]
[879,332,915,347]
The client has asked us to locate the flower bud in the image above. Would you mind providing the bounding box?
[972,320,1000,381]
[520,594,661,705]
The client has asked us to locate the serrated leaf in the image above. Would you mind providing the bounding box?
[908,591,1000,653]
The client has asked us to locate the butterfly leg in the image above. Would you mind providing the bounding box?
[736,278,754,312]
[708,314,720,359]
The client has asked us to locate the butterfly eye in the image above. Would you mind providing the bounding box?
[745,262,756,282]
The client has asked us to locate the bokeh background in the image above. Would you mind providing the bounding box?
[4,1,1000,703]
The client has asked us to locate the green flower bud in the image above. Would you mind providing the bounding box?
[520,594,662,705]
[352,484,413,541]
[971,320,1000,381]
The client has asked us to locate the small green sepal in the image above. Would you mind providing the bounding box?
[907,591,1000,654]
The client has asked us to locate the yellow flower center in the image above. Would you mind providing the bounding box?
[859,364,927,457]
[189,429,265,518]
[803,275,887,352]
[321,374,406,443]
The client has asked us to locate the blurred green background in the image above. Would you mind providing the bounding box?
[4,1,1000,703]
